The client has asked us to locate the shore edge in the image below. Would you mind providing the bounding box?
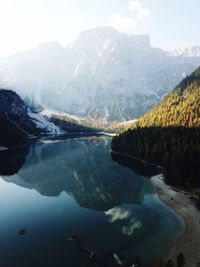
[151,175,200,267]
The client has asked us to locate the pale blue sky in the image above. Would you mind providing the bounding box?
[0,0,199,58]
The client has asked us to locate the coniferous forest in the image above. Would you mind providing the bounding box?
[112,67,200,186]
[0,112,28,147]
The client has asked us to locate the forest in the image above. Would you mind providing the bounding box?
[112,67,200,186]
[0,112,28,148]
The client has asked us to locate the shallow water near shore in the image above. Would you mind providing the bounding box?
[0,136,184,267]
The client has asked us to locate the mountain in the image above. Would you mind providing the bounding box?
[0,89,40,148]
[0,27,200,124]
[168,46,200,58]
[0,89,104,149]
[111,67,200,186]
[39,108,101,132]
[0,89,62,148]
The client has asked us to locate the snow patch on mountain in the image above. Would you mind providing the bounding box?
[40,108,83,123]
[28,111,63,135]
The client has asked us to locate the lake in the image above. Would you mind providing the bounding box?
[0,136,184,267]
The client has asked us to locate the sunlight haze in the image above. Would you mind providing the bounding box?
[0,0,200,58]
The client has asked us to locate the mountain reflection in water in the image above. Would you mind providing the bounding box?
[1,137,156,211]
[0,136,183,267]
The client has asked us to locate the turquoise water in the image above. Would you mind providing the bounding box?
[0,136,183,267]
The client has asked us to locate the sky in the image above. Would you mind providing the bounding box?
[0,0,199,58]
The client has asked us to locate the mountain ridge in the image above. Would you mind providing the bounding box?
[167,46,200,58]
[0,89,100,148]
[0,27,200,124]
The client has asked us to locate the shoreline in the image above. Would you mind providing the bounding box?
[110,149,163,170]
[0,132,115,152]
[151,175,200,267]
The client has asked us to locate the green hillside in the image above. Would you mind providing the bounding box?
[112,67,200,186]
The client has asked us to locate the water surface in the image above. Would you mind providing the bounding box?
[0,136,183,267]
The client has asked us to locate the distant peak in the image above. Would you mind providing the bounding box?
[75,26,123,42]
[72,26,151,48]
[167,46,200,57]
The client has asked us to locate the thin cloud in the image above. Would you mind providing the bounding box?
[128,0,150,20]
[122,218,142,236]
[109,0,150,32]
[109,13,136,31]
[105,207,130,222]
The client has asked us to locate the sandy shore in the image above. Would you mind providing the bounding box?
[151,175,200,267]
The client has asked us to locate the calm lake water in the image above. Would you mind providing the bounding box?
[0,136,183,267]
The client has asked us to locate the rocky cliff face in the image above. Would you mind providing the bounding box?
[0,89,40,147]
[0,89,38,134]
[0,27,200,124]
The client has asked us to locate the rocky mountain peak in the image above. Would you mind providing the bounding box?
[167,46,200,57]
[0,89,28,117]
[0,28,200,124]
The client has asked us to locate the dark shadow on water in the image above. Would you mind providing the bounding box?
[0,146,29,176]
[111,152,162,177]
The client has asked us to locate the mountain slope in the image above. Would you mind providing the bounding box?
[111,67,200,185]
[0,89,40,148]
[0,89,101,149]
[0,27,200,124]
[131,71,200,128]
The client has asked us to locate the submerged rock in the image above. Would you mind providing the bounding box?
[18,229,26,235]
